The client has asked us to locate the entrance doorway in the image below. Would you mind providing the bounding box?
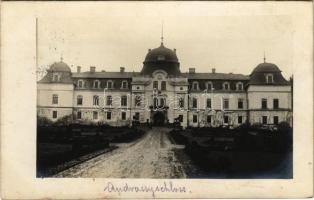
[153,112,165,126]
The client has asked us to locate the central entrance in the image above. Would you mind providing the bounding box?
[153,111,166,126]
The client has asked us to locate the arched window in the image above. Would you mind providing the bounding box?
[266,74,274,83]
[206,81,213,90]
[93,95,99,106]
[121,95,127,106]
[121,81,128,89]
[77,95,83,105]
[93,80,100,89]
[153,81,158,90]
[107,80,114,89]
[153,97,158,107]
[159,98,165,107]
[236,82,243,91]
[192,81,199,90]
[223,82,230,90]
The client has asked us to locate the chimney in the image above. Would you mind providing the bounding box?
[212,68,216,73]
[189,68,195,73]
[120,67,125,73]
[77,66,81,73]
[174,48,176,53]
[90,66,96,73]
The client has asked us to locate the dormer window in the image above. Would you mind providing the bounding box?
[157,55,165,60]
[52,73,61,82]
[223,82,230,90]
[93,80,100,89]
[78,80,84,88]
[236,82,243,91]
[206,82,213,90]
[107,80,113,89]
[266,74,274,83]
[121,81,128,89]
[192,81,199,90]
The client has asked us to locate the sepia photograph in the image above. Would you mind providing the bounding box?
[1,1,313,199]
[36,15,293,179]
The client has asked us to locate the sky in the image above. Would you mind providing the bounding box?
[37,3,294,79]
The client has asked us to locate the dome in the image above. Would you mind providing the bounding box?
[144,43,178,63]
[49,61,71,72]
[141,43,180,76]
[252,62,281,73]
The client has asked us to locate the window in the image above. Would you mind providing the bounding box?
[274,116,279,125]
[262,116,268,124]
[192,82,199,90]
[107,81,113,89]
[93,95,99,106]
[159,98,165,107]
[52,94,58,104]
[106,96,112,106]
[179,97,184,108]
[121,96,127,106]
[224,116,229,124]
[207,115,212,123]
[78,80,84,88]
[121,112,126,120]
[93,111,98,120]
[53,73,60,82]
[193,115,198,123]
[180,87,183,90]
[77,95,83,105]
[273,99,279,109]
[238,116,243,124]
[153,81,158,89]
[266,74,274,83]
[134,112,140,120]
[121,81,128,89]
[153,98,158,107]
[106,112,111,120]
[223,99,229,109]
[77,111,82,119]
[206,82,213,90]
[236,82,243,91]
[238,99,244,109]
[178,115,183,122]
[262,98,267,109]
[192,98,198,108]
[52,111,57,119]
[206,98,211,108]
[93,80,100,88]
[135,95,142,107]
[161,81,166,90]
[223,82,230,90]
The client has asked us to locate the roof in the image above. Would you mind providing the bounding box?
[144,43,178,63]
[182,72,250,80]
[248,62,290,85]
[49,61,71,72]
[72,71,140,79]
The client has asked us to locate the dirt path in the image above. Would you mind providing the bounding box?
[55,127,186,178]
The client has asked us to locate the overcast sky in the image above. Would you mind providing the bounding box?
[37,4,294,78]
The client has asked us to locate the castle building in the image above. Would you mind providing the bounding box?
[37,40,292,128]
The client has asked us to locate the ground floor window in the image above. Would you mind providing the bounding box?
[238,116,243,124]
[134,112,140,120]
[93,111,98,120]
[193,115,197,123]
[262,116,267,124]
[274,116,279,125]
[107,112,111,120]
[178,115,183,122]
[207,115,211,123]
[52,111,57,119]
[223,116,229,124]
[121,112,126,120]
[77,111,82,119]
